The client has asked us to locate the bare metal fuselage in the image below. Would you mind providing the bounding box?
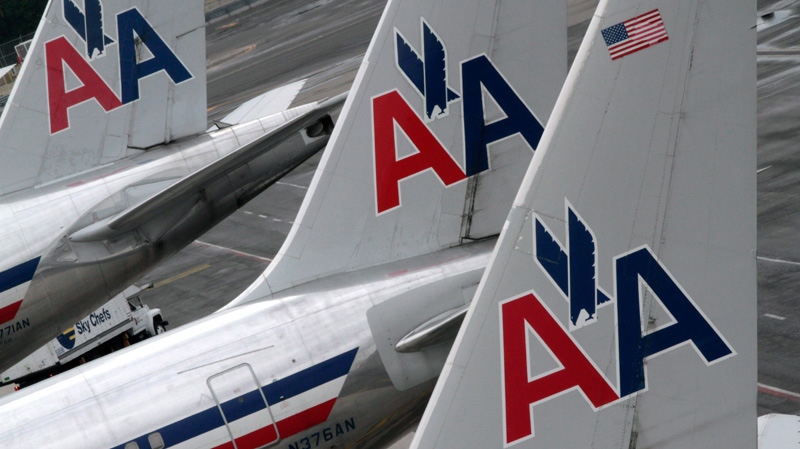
[0,105,329,370]
[0,240,493,448]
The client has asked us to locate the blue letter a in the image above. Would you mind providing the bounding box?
[117,8,193,104]
[461,55,544,176]
[615,247,734,397]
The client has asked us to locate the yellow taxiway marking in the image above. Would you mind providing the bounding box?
[218,21,238,30]
[153,264,212,288]
[194,240,272,262]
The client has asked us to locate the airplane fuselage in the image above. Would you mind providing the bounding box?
[0,239,493,448]
[0,104,328,369]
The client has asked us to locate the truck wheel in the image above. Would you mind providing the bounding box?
[155,323,166,335]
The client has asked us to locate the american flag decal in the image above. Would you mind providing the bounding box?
[601,9,668,61]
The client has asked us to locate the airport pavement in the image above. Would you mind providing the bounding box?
[135,0,384,326]
[204,0,384,121]
[754,0,800,416]
[3,0,792,436]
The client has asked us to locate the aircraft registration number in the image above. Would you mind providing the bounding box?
[288,417,356,449]
[0,318,30,340]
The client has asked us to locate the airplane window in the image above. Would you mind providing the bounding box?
[148,432,165,449]
[124,443,139,449]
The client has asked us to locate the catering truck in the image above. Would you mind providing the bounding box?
[1,284,167,388]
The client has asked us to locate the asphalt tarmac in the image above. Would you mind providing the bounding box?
[136,0,381,328]
[126,0,800,438]
[754,0,800,417]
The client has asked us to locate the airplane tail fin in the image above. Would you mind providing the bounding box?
[412,0,756,448]
[0,0,206,195]
[229,0,567,302]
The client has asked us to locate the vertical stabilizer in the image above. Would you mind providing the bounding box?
[412,0,756,447]
[0,0,206,194]
[231,0,567,302]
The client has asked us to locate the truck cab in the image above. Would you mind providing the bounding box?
[128,294,167,339]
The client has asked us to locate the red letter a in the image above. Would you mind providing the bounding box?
[500,293,618,445]
[372,90,465,214]
[46,36,122,134]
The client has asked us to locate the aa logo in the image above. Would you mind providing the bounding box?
[372,18,544,214]
[45,0,193,134]
[499,202,735,446]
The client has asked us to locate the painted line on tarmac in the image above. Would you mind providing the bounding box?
[757,256,800,266]
[154,264,212,288]
[194,240,272,262]
[764,313,786,321]
[759,383,800,402]
[276,181,308,190]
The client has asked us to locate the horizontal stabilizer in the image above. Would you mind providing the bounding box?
[758,414,800,448]
[214,79,308,128]
[395,304,468,353]
[69,95,344,243]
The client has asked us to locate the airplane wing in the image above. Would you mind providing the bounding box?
[411,0,756,447]
[69,93,344,243]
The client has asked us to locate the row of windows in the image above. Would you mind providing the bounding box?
[124,432,164,449]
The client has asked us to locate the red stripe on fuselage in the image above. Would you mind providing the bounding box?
[237,426,279,449]
[276,398,337,437]
[212,426,280,449]
[211,399,338,449]
[0,300,22,324]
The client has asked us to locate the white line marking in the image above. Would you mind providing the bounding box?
[259,214,268,219]
[764,313,787,321]
[276,181,308,190]
[759,383,800,401]
[194,240,272,262]
[757,165,773,174]
[757,256,800,266]
[243,211,253,215]
[272,218,282,222]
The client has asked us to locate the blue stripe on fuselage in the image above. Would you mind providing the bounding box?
[0,257,40,293]
[122,407,224,449]
[262,347,358,404]
[110,348,359,449]
[220,388,267,423]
